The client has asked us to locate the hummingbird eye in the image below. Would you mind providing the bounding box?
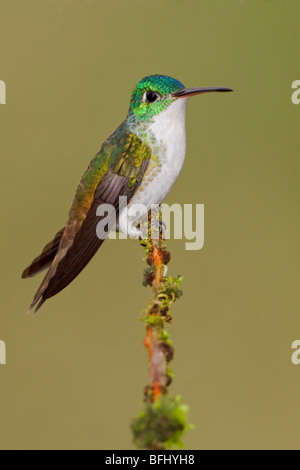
[144,90,160,104]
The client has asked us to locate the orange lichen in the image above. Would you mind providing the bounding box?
[144,325,153,357]
[143,237,167,402]
[152,245,163,296]
[153,381,161,402]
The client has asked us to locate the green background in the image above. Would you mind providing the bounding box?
[0,0,299,450]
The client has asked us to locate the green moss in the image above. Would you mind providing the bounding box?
[146,314,164,328]
[160,329,173,346]
[159,275,184,301]
[131,395,192,450]
[166,367,175,380]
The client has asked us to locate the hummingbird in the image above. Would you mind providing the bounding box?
[22,74,232,313]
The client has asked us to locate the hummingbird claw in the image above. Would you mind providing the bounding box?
[126,225,143,240]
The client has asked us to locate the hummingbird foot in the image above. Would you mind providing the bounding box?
[119,220,143,240]
[127,225,143,239]
[118,210,144,239]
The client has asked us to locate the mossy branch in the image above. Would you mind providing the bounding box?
[131,211,191,450]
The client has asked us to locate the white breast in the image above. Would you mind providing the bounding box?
[131,98,187,206]
[119,98,188,237]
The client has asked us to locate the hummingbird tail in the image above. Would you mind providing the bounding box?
[27,296,46,316]
[22,227,65,279]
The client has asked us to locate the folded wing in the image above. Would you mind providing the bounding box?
[25,124,151,313]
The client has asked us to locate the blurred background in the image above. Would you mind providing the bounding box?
[0,0,299,450]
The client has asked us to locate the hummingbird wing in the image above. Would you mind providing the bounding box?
[25,123,151,313]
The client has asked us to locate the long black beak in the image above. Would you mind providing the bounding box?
[171,86,233,98]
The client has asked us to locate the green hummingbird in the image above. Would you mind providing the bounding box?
[22,75,232,313]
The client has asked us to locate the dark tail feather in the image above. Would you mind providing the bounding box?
[27,296,46,316]
[28,236,105,315]
[22,228,65,279]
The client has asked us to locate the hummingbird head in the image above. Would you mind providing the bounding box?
[128,74,232,122]
[129,75,185,121]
